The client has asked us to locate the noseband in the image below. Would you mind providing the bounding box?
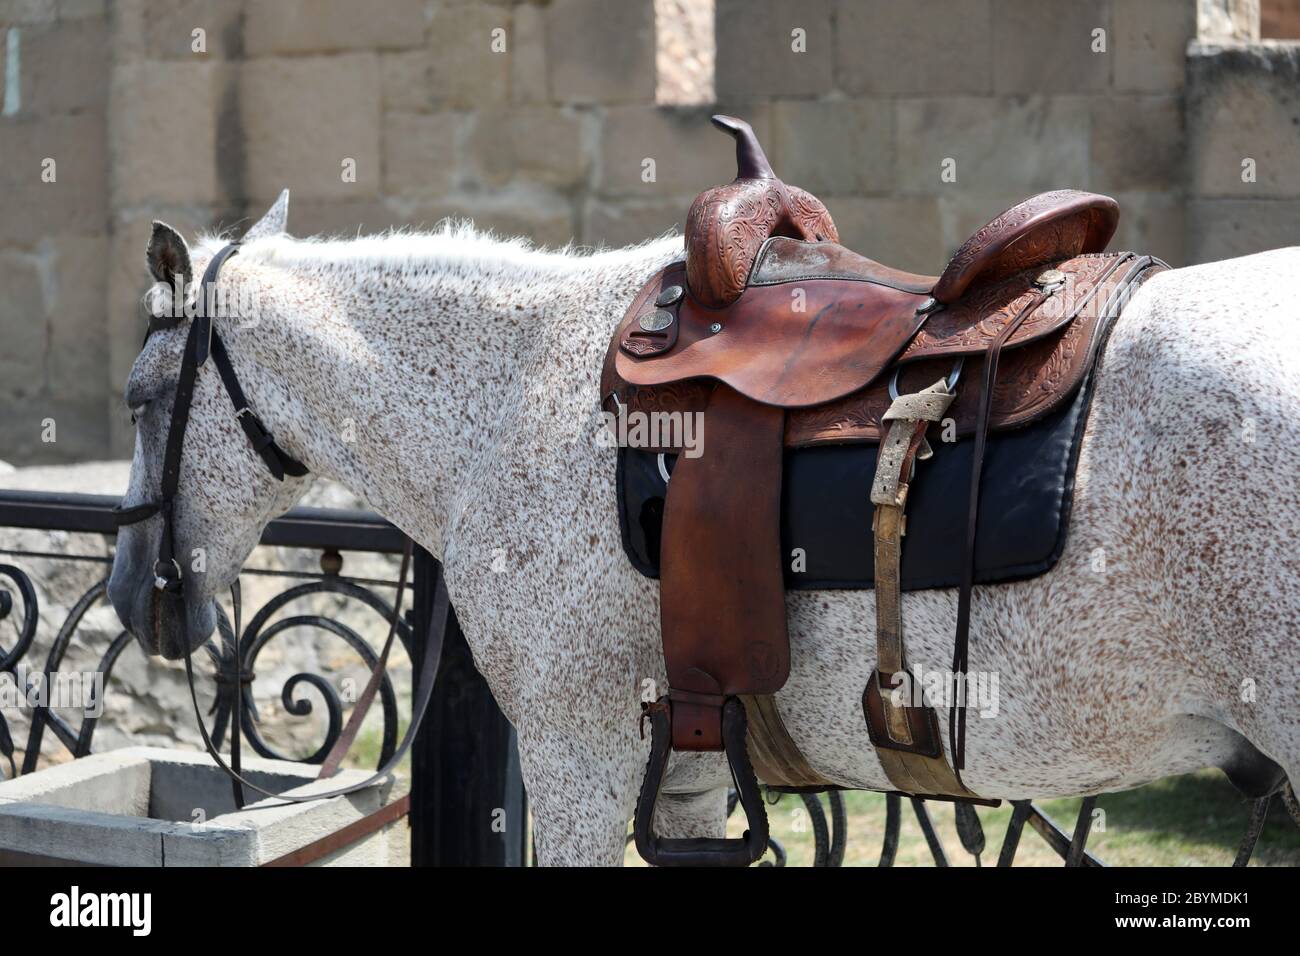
[113,242,442,807]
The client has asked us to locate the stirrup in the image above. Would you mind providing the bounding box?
[633,696,768,867]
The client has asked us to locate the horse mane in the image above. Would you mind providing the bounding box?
[195,219,684,284]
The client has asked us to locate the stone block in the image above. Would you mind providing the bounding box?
[1187,198,1300,263]
[1089,95,1184,192]
[244,0,427,55]
[241,54,381,202]
[715,0,833,99]
[0,111,107,241]
[20,17,107,114]
[598,104,771,197]
[139,0,245,59]
[510,0,547,104]
[290,198,409,238]
[0,250,48,397]
[1112,0,1198,92]
[57,0,105,18]
[545,0,654,103]
[0,1,55,25]
[829,197,945,275]
[47,235,109,404]
[411,195,576,247]
[1187,43,1300,198]
[895,96,1090,195]
[466,106,586,189]
[583,198,686,247]
[381,50,434,113]
[428,1,510,107]
[1109,191,1185,266]
[384,111,461,198]
[834,0,992,95]
[109,60,222,205]
[771,99,893,196]
[992,0,1111,94]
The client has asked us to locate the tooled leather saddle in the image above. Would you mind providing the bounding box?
[603,115,1165,867]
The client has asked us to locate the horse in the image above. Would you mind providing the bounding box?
[107,192,1300,865]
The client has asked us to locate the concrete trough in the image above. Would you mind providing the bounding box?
[0,747,399,866]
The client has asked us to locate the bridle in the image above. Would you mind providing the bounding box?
[113,242,441,807]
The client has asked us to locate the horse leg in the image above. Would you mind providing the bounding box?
[515,729,639,867]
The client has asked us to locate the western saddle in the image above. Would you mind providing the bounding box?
[602,115,1162,867]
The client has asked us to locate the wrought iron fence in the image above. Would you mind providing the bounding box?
[0,489,1128,868]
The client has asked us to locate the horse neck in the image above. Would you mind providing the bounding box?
[229,237,681,554]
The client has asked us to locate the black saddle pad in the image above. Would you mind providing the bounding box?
[616,368,1097,591]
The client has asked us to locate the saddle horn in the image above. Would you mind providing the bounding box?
[685,115,838,308]
[711,114,775,180]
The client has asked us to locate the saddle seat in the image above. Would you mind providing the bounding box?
[612,116,1121,415]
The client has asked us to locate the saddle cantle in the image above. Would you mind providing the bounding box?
[611,115,1165,867]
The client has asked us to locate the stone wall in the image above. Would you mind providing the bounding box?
[0,0,1295,466]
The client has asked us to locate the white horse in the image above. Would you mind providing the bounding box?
[107,193,1300,865]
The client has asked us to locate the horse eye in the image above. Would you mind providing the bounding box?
[129,402,149,426]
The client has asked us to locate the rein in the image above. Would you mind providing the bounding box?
[113,242,442,808]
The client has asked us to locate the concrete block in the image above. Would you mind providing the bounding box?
[829,196,946,276]
[57,0,105,18]
[598,104,772,197]
[138,0,245,59]
[510,0,547,104]
[0,250,48,396]
[992,0,1111,94]
[109,60,222,205]
[241,53,381,202]
[1090,94,1184,192]
[545,0,654,103]
[411,195,576,247]
[583,197,687,247]
[1109,191,1186,266]
[428,1,511,107]
[1188,198,1300,263]
[381,50,434,113]
[1187,43,1300,198]
[47,235,109,404]
[771,99,893,196]
[895,96,1090,195]
[466,106,586,189]
[0,748,395,867]
[835,0,992,95]
[290,198,409,238]
[1113,0,1198,92]
[244,0,427,55]
[715,0,833,99]
[384,110,461,198]
[0,1,55,25]
[20,17,107,114]
[0,111,106,241]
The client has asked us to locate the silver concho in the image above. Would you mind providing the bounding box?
[1035,268,1067,289]
[655,285,684,307]
[638,309,675,332]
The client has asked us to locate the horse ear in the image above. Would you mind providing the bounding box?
[146,221,192,285]
[244,189,290,242]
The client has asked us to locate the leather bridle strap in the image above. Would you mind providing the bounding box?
[112,241,442,807]
[180,538,447,806]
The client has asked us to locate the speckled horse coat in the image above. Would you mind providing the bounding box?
[108,194,1300,865]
